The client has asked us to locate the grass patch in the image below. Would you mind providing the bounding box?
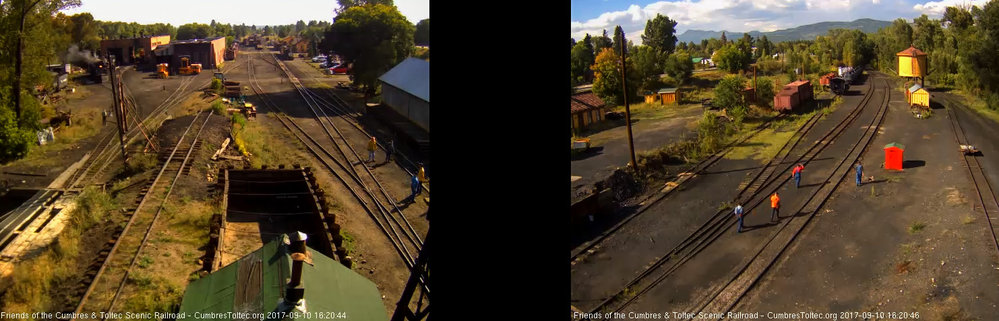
[0,186,118,312]
[909,221,927,234]
[725,112,813,162]
[962,215,976,225]
[952,89,999,125]
[608,102,701,122]
[238,115,307,168]
[120,152,159,177]
[341,229,356,255]
[14,114,101,168]
[137,255,154,269]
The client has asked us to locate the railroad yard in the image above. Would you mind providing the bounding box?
[566,1,999,317]
[0,6,430,317]
[571,68,999,319]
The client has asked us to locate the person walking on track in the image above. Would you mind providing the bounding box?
[385,139,395,163]
[406,174,421,203]
[366,136,377,163]
[791,163,804,188]
[418,163,428,188]
[770,192,780,221]
[855,161,864,186]
[734,204,745,233]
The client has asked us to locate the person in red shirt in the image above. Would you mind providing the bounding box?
[770,192,780,222]
[791,164,804,188]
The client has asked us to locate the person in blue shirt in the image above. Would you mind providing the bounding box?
[733,204,745,233]
[407,174,421,203]
[855,162,864,186]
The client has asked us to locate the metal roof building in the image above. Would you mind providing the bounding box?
[379,58,429,132]
[179,234,388,321]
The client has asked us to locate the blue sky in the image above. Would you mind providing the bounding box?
[571,0,987,43]
[62,0,429,26]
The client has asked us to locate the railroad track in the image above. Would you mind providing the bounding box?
[246,53,429,294]
[692,78,891,318]
[63,67,202,191]
[64,60,248,192]
[282,60,431,194]
[578,77,884,316]
[73,110,213,317]
[569,112,790,259]
[944,99,999,257]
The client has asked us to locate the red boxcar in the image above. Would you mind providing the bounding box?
[774,88,800,112]
[786,80,813,103]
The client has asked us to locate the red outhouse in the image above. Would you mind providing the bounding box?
[884,142,905,170]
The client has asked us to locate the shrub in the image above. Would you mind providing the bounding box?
[210,78,223,94]
[211,100,227,116]
[231,113,247,130]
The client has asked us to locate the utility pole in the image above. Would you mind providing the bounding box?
[108,54,128,166]
[620,39,638,174]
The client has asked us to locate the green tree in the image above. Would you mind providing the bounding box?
[713,74,748,121]
[713,44,750,73]
[414,18,429,46]
[6,0,82,120]
[631,45,663,92]
[176,22,213,39]
[69,12,100,51]
[754,76,775,108]
[321,4,415,92]
[570,41,595,86]
[663,50,693,83]
[591,29,612,56]
[641,14,678,59]
[592,48,640,106]
[612,25,625,55]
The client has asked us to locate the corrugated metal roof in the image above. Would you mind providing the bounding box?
[691,57,703,63]
[570,92,605,113]
[179,235,388,321]
[909,84,925,93]
[884,142,905,150]
[658,88,678,94]
[378,57,429,103]
[896,46,927,57]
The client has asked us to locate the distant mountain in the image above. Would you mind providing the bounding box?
[676,19,891,44]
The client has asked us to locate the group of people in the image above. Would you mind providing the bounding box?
[364,135,429,205]
[731,161,865,233]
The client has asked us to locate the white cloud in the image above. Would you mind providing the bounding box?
[571,0,908,45]
[913,0,987,17]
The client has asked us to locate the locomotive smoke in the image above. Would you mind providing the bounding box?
[65,44,99,66]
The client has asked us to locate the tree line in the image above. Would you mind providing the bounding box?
[572,1,999,114]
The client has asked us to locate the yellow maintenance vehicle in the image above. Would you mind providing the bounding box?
[156,63,169,78]
[178,56,202,75]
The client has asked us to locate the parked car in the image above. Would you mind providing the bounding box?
[312,55,327,62]
[329,64,349,74]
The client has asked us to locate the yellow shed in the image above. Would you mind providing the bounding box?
[897,46,927,78]
[658,88,680,105]
[907,84,929,108]
[643,91,658,104]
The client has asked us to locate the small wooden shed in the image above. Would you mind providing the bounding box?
[658,88,680,105]
[907,84,929,109]
[884,142,905,171]
[643,91,658,104]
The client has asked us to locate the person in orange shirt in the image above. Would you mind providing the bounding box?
[770,192,780,222]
